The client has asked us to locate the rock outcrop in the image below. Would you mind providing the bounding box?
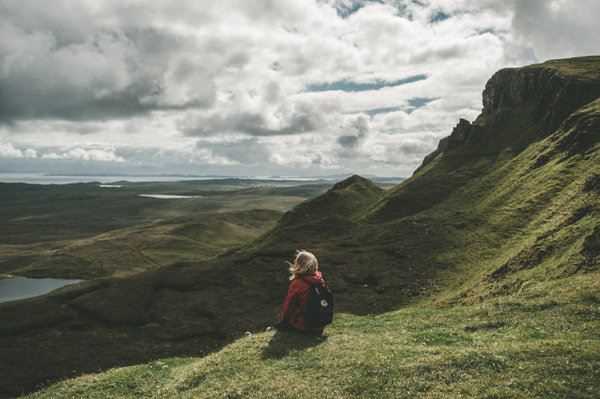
[418,56,600,171]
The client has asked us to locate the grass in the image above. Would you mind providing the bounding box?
[528,55,600,80]
[23,281,600,398]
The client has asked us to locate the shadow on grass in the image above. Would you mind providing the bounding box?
[261,330,328,359]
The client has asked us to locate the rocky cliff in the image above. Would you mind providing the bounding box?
[419,56,600,170]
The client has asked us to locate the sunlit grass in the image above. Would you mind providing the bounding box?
[25,280,600,398]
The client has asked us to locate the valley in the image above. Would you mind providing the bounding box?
[0,179,331,279]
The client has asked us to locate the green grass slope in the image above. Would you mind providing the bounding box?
[3,56,600,398]
[279,174,384,225]
[0,209,283,279]
[24,292,600,399]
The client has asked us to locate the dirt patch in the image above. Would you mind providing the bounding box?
[565,205,594,225]
[488,244,554,281]
[464,320,508,332]
[581,225,600,269]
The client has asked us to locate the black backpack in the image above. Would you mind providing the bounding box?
[304,281,334,329]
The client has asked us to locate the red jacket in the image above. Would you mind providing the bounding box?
[279,271,326,331]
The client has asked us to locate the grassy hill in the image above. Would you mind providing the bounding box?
[22,298,600,398]
[3,56,600,398]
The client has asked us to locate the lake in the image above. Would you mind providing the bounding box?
[0,277,83,304]
[139,194,202,199]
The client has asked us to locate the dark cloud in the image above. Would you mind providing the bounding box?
[0,2,218,122]
[263,82,282,104]
[201,138,271,165]
[181,102,327,137]
[1,119,111,136]
[409,44,468,63]
[372,133,440,166]
[337,135,361,147]
[396,140,430,156]
[337,115,369,149]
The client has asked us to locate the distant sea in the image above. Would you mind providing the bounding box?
[0,173,404,185]
[0,173,327,185]
[0,173,223,184]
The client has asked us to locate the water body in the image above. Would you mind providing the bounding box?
[139,194,202,199]
[0,173,234,185]
[0,277,83,304]
[0,173,330,185]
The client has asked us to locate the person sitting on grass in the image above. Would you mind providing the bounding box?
[275,250,334,336]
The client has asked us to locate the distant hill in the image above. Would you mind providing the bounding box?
[278,174,384,226]
[3,57,600,398]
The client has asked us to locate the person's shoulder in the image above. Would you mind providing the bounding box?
[291,276,311,288]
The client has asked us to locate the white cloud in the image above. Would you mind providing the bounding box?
[41,147,125,162]
[0,0,598,177]
[510,0,600,60]
[0,142,37,159]
[0,142,24,158]
[23,148,38,158]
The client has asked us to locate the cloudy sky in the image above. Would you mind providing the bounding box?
[1,0,599,177]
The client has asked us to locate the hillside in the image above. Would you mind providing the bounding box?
[279,174,384,225]
[0,181,328,279]
[2,56,600,398]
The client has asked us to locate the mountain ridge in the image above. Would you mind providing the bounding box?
[419,56,600,173]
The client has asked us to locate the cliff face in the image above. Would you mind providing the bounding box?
[419,56,600,170]
[478,60,600,132]
[372,56,600,224]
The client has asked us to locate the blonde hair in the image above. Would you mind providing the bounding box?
[287,250,319,280]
